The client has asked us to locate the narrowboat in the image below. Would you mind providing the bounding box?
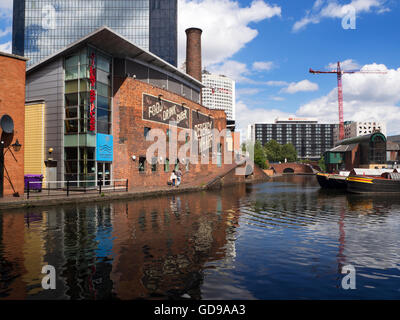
[347,172,400,194]
[316,172,349,189]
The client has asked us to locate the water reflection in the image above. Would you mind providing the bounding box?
[1,176,400,299]
[0,186,245,300]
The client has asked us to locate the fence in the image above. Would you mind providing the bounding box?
[26,179,129,199]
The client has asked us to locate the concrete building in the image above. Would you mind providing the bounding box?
[0,51,27,197]
[202,71,236,131]
[23,27,255,190]
[13,0,178,67]
[333,121,386,145]
[248,118,336,160]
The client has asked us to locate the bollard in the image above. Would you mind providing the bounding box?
[126,179,129,192]
[67,180,70,197]
[27,181,30,199]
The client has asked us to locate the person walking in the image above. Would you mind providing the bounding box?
[176,168,183,187]
[170,170,177,187]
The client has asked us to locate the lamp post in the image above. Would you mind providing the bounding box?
[0,138,22,198]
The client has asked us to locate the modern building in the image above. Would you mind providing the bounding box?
[12,0,177,67]
[325,132,387,172]
[248,118,337,160]
[333,121,386,145]
[23,27,243,190]
[202,71,236,131]
[0,51,27,197]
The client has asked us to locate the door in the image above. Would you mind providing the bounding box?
[97,162,112,186]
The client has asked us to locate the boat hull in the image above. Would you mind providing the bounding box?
[347,176,400,194]
[316,173,347,189]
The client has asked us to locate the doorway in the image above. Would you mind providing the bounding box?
[97,162,111,186]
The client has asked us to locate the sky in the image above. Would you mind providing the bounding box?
[1,0,400,137]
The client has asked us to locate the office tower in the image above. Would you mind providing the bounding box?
[12,0,177,67]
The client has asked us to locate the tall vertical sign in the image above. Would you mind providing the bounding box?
[89,52,96,132]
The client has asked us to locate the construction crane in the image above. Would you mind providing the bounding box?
[309,61,387,141]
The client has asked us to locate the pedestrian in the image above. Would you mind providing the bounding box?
[170,170,177,187]
[176,168,182,187]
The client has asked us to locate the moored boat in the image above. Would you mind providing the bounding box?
[316,172,348,189]
[347,172,400,194]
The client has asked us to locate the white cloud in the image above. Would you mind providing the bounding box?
[326,59,361,71]
[293,0,387,32]
[252,61,274,72]
[280,79,319,94]
[207,60,250,82]
[270,96,285,101]
[236,88,261,96]
[178,0,281,66]
[235,100,293,133]
[0,0,13,10]
[0,26,11,38]
[297,63,400,134]
[0,41,12,53]
[265,80,289,87]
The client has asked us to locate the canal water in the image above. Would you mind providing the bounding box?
[1,175,400,300]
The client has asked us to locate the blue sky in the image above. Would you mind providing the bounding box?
[2,0,400,135]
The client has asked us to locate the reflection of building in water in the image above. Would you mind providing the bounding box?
[0,185,246,299]
[109,187,245,299]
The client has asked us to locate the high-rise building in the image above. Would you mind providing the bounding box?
[202,71,236,130]
[248,118,337,160]
[12,0,177,67]
[333,121,387,145]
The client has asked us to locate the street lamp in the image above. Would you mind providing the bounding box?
[11,139,22,152]
[0,138,22,198]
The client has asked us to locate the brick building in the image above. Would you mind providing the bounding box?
[0,51,27,197]
[24,27,246,190]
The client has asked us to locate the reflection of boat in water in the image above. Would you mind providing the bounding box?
[316,172,348,189]
[347,172,400,194]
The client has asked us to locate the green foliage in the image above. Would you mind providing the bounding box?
[254,140,268,169]
[264,140,298,163]
[318,155,326,172]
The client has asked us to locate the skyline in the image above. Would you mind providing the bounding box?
[1,0,400,136]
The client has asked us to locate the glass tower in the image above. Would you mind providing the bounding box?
[12,0,177,67]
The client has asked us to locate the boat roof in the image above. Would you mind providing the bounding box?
[351,168,396,176]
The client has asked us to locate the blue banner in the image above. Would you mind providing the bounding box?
[96,134,113,162]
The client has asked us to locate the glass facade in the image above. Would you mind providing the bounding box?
[64,46,112,187]
[13,0,177,67]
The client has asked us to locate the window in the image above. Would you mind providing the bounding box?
[139,157,146,172]
[164,158,170,172]
[144,127,151,138]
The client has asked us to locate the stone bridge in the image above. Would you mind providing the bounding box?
[270,162,320,175]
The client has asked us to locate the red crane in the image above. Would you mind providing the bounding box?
[309,61,387,141]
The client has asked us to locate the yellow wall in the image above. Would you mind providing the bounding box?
[24,103,45,179]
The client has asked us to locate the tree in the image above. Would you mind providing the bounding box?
[318,155,326,172]
[281,143,298,162]
[264,139,282,163]
[254,140,267,169]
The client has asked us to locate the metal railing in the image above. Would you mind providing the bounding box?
[26,179,128,199]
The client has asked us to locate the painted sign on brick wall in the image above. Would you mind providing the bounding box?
[142,94,190,129]
[192,110,214,153]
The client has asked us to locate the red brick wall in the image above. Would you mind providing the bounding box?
[270,163,314,174]
[112,77,232,190]
[0,54,26,196]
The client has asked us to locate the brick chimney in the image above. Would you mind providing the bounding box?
[185,28,202,82]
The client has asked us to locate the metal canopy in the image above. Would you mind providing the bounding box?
[27,26,203,89]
